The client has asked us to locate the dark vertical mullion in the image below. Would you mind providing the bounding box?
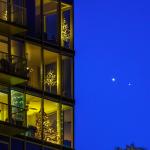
[8,34,12,124]
[7,0,11,23]
[41,0,44,142]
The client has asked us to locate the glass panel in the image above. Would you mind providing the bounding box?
[0,0,8,21]
[10,0,26,25]
[26,94,42,140]
[26,0,41,39]
[44,99,61,144]
[0,92,8,122]
[0,142,8,150]
[44,50,58,95]
[0,135,9,142]
[44,148,53,150]
[11,40,25,57]
[0,35,8,42]
[61,2,73,49]
[61,0,73,4]
[0,41,8,53]
[11,90,26,127]
[62,105,73,148]
[11,0,24,7]
[26,43,42,89]
[43,0,58,45]
[62,56,73,98]
[11,138,24,150]
[26,143,42,150]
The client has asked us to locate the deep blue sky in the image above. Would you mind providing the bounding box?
[75,0,150,149]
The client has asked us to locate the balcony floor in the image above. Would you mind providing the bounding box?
[0,19,27,35]
[0,72,27,85]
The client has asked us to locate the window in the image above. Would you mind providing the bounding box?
[0,142,8,150]
[26,94,42,140]
[62,105,73,148]
[11,40,25,57]
[26,43,42,89]
[61,2,73,49]
[11,138,24,150]
[26,143,42,150]
[43,99,61,144]
[26,0,41,38]
[11,90,26,127]
[44,50,58,95]
[0,0,8,21]
[11,40,27,77]
[43,0,58,45]
[62,56,73,98]
[0,91,8,122]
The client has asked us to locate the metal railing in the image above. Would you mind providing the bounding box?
[0,51,27,78]
[0,0,26,26]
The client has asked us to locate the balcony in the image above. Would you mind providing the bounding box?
[0,51,28,85]
[0,102,27,135]
[0,0,27,35]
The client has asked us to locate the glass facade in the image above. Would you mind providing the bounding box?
[0,0,74,149]
[43,0,58,45]
[26,0,74,50]
[26,43,42,89]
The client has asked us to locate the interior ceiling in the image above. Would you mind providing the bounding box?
[26,43,57,66]
[0,92,8,104]
[26,94,58,115]
[36,0,71,15]
[0,92,72,118]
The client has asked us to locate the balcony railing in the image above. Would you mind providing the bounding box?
[0,0,26,26]
[0,51,27,79]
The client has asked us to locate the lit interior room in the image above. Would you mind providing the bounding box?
[25,42,42,89]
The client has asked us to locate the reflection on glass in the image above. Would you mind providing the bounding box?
[61,2,73,49]
[0,92,8,122]
[11,90,25,127]
[0,41,8,53]
[26,143,42,150]
[43,99,60,144]
[0,143,8,150]
[26,43,42,89]
[11,40,25,57]
[62,105,73,148]
[62,56,73,98]
[26,94,41,140]
[43,0,58,45]
[44,50,58,95]
[11,138,24,150]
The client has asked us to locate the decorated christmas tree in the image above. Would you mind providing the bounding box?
[62,17,70,43]
[35,111,60,144]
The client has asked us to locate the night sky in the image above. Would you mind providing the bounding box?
[75,0,150,149]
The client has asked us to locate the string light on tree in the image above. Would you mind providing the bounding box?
[35,111,60,144]
[62,17,70,42]
[44,71,57,86]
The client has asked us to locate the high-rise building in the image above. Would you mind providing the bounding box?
[0,0,74,149]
